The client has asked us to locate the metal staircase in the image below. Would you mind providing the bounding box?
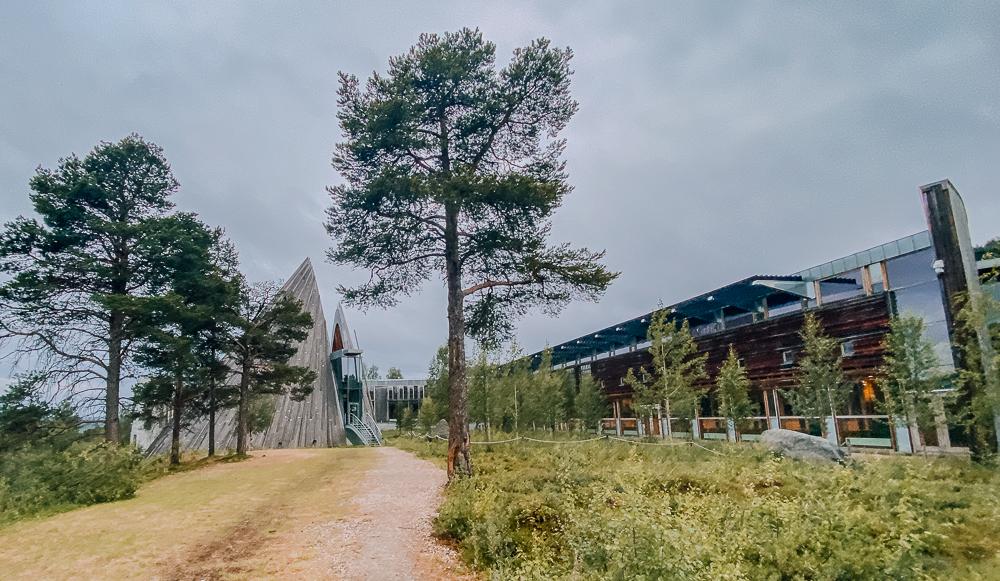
[347,412,383,446]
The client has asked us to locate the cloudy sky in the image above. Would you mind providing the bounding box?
[2,1,998,377]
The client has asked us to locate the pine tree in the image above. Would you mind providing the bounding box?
[397,406,416,434]
[418,395,438,435]
[783,313,851,437]
[326,29,617,479]
[0,135,181,443]
[426,346,450,422]
[716,346,757,441]
[575,372,609,432]
[131,215,236,465]
[0,372,81,453]
[522,349,567,432]
[224,281,317,456]
[625,310,708,437]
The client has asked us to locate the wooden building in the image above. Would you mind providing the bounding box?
[529,181,995,454]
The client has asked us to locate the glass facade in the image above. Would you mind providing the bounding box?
[885,248,954,370]
[885,248,936,290]
[819,268,865,304]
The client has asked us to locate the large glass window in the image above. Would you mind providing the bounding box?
[885,248,936,290]
[891,279,954,370]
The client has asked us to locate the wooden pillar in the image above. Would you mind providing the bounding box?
[922,179,998,452]
[933,396,951,449]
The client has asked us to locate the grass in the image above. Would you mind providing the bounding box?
[0,447,374,579]
[394,434,1000,580]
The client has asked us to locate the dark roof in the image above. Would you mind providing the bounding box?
[531,275,812,367]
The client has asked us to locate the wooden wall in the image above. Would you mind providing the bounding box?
[586,294,892,400]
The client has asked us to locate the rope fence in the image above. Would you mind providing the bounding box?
[427,433,727,454]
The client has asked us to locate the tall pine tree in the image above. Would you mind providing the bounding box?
[132,215,237,464]
[326,29,617,478]
[0,135,180,443]
[224,281,316,456]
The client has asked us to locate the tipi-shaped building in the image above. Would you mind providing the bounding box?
[141,258,356,453]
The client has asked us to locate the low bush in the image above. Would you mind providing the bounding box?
[400,437,1000,579]
[0,441,144,523]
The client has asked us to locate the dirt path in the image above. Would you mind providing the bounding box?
[0,447,472,580]
[287,447,473,580]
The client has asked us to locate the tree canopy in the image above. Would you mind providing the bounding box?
[716,345,757,439]
[224,280,316,456]
[327,28,616,478]
[131,215,238,464]
[0,135,181,443]
[625,310,707,436]
[783,313,851,437]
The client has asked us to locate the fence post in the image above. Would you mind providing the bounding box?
[893,417,914,454]
[824,416,838,446]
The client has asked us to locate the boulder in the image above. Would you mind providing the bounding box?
[432,419,450,438]
[760,429,847,464]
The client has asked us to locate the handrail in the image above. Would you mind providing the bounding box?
[348,412,383,446]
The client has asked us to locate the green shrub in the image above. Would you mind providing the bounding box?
[413,438,1000,579]
[0,441,144,523]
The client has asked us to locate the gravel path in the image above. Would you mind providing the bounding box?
[306,447,473,580]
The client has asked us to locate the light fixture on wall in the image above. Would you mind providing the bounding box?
[932,259,945,275]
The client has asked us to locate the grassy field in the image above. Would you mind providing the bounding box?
[394,435,1000,580]
[0,448,374,580]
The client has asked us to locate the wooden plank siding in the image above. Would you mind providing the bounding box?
[585,294,893,404]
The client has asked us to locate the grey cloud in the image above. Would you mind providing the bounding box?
[1,1,998,377]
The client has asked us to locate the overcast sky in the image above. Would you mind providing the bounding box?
[2,1,998,378]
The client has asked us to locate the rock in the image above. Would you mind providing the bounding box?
[432,419,450,438]
[760,429,847,464]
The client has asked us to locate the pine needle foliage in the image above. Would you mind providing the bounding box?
[716,345,757,439]
[782,313,851,437]
[625,310,707,429]
[575,372,609,431]
[0,135,181,443]
[325,28,617,478]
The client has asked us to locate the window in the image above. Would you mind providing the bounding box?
[885,248,936,290]
[781,350,795,365]
[737,357,745,368]
[619,376,625,386]
[841,340,855,357]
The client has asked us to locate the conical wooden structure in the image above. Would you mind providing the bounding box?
[144,258,348,453]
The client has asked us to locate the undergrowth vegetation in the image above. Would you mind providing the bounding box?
[395,436,1000,580]
[0,373,242,525]
[0,441,144,524]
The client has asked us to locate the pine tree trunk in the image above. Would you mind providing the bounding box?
[105,309,124,444]
[208,377,216,457]
[444,203,471,480]
[170,370,183,466]
[236,364,251,456]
